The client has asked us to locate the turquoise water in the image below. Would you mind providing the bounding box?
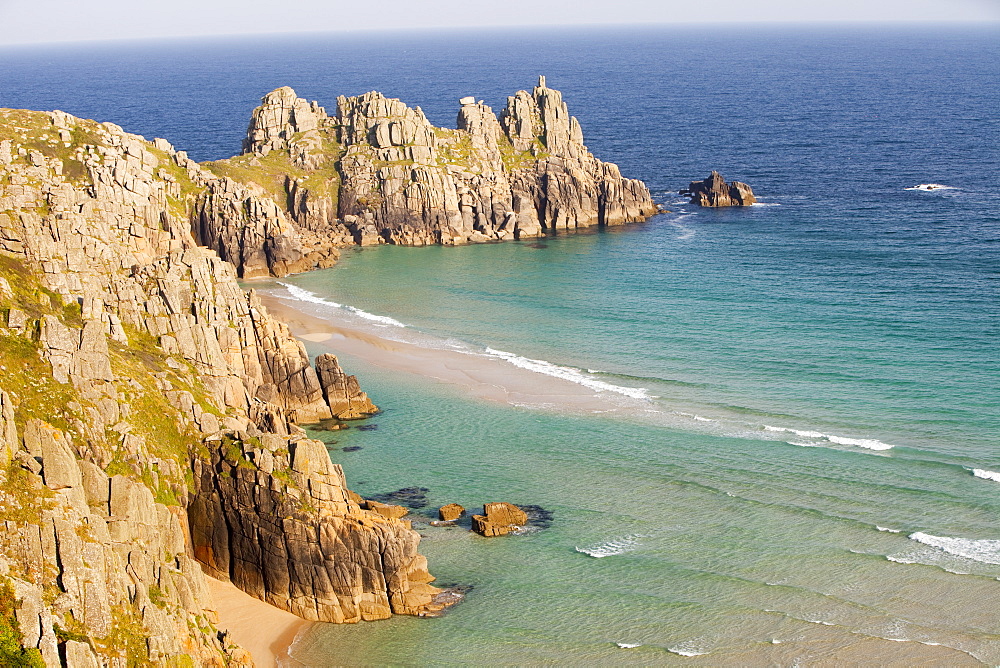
[273,218,1000,662]
[5,22,999,665]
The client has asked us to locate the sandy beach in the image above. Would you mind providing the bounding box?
[257,291,647,416]
[206,575,309,667]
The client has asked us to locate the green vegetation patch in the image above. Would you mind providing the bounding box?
[203,131,342,214]
[0,578,45,667]
[0,109,105,187]
[91,605,151,666]
[0,461,54,526]
[499,135,548,171]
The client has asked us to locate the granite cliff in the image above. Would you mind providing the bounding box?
[0,108,442,666]
[200,77,657,273]
[0,78,656,664]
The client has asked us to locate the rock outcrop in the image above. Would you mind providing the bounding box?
[438,503,465,521]
[315,352,377,419]
[0,411,251,667]
[205,77,657,268]
[0,106,447,663]
[471,502,528,537]
[682,171,757,207]
[189,435,442,623]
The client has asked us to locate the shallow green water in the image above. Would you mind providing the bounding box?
[282,348,1000,664]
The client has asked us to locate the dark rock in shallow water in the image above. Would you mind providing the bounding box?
[370,486,431,509]
[682,171,756,207]
[341,446,362,452]
[356,424,379,431]
[519,504,554,529]
[311,417,349,431]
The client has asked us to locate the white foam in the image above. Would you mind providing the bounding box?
[909,532,1000,565]
[763,425,895,450]
[787,441,821,448]
[576,534,648,558]
[669,222,696,240]
[693,415,714,422]
[972,469,1000,482]
[615,642,641,649]
[904,183,957,191]
[667,643,707,657]
[278,282,407,327]
[886,554,918,565]
[827,435,894,451]
[483,347,651,399]
[750,202,781,206]
[876,526,902,533]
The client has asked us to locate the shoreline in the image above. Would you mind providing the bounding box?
[206,575,310,667]
[256,290,648,416]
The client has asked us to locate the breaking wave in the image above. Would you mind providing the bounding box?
[575,534,648,558]
[904,183,957,191]
[278,282,407,327]
[972,469,1000,483]
[908,532,1000,565]
[764,425,894,450]
[483,348,651,400]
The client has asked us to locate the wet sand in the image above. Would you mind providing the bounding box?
[206,576,309,667]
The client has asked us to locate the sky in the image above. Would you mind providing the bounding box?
[1,0,998,46]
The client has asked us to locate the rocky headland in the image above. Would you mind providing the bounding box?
[201,76,657,274]
[0,78,655,665]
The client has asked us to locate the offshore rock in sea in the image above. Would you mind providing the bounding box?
[439,503,465,521]
[471,502,528,537]
[683,171,757,207]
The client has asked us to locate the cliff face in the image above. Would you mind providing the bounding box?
[0,108,439,664]
[0,81,655,661]
[204,77,657,269]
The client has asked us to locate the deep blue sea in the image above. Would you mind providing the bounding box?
[3,24,999,665]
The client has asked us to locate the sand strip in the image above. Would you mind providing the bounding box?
[257,292,647,415]
[206,576,309,667]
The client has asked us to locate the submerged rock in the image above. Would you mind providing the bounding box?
[519,504,555,529]
[370,486,431,509]
[682,171,757,207]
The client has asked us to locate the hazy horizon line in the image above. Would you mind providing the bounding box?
[2,19,998,50]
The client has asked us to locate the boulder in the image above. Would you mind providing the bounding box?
[683,171,756,207]
[438,503,465,521]
[471,502,528,537]
[366,500,409,520]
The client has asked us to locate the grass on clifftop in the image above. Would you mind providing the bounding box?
[203,131,341,213]
[0,109,106,188]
